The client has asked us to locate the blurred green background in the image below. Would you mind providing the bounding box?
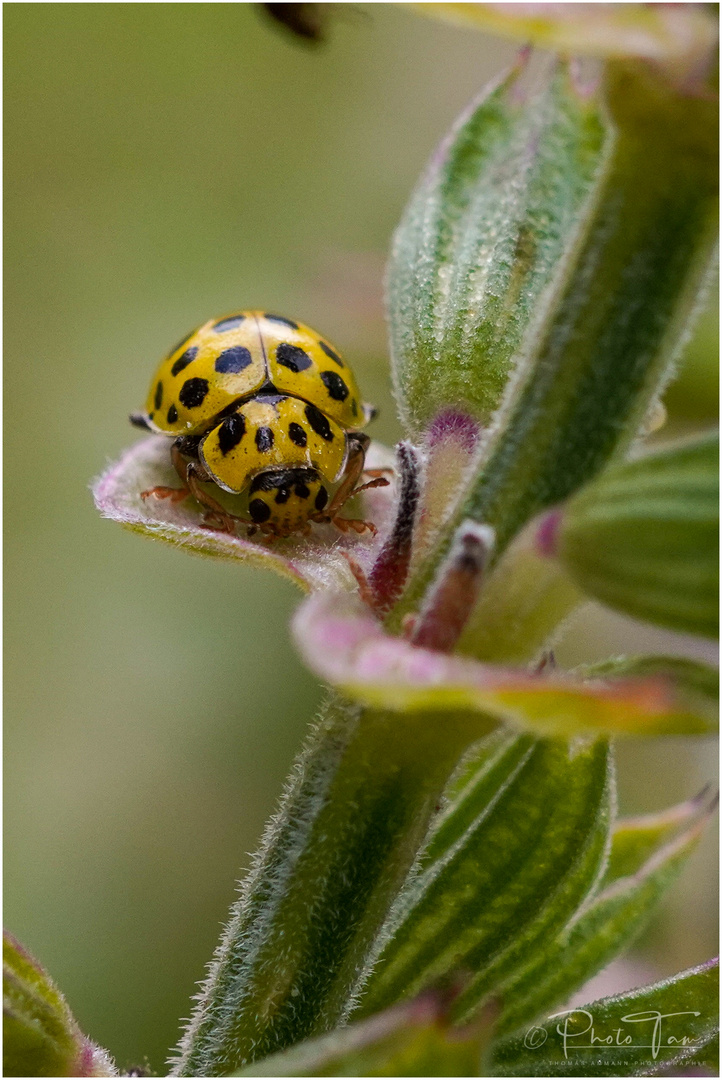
[5,5,717,1073]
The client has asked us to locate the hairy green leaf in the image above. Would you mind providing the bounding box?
[555,433,719,638]
[492,959,719,1076]
[294,592,717,737]
[391,61,718,630]
[496,794,715,1036]
[235,991,493,1077]
[3,932,115,1078]
[389,56,609,437]
[356,738,611,1017]
[172,697,498,1076]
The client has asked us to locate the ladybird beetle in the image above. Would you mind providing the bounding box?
[130,311,389,538]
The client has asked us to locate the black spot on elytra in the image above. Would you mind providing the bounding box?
[213,315,246,332]
[154,382,163,409]
[295,483,311,500]
[288,422,307,447]
[319,340,344,367]
[256,426,275,452]
[249,499,271,524]
[264,313,298,330]
[276,342,312,373]
[167,404,178,424]
[179,377,209,409]
[315,486,329,511]
[171,346,198,376]
[274,486,292,505]
[305,403,333,441]
[320,370,349,402]
[215,346,252,374]
[351,399,358,417]
[217,413,246,454]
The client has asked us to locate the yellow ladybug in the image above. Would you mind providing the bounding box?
[131,311,388,538]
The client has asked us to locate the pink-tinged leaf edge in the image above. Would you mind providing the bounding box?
[293,592,717,737]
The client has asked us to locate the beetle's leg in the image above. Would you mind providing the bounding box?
[185,459,250,535]
[141,441,192,503]
[311,433,380,535]
[362,467,393,481]
[185,464,250,531]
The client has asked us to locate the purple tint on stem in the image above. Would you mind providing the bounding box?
[426,410,480,454]
[536,508,563,557]
[367,442,421,613]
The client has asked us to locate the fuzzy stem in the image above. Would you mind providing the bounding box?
[172,697,495,1076]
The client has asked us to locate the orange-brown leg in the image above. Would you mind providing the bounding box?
[185,466,241,534]
[141,442,191,504]
[311,433,383,536]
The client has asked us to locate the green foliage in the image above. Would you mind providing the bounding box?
[492,959,719,1076]
[358,737,612,1016]
[496,794,714,1036]
[235,991,493,1077]
[557,433,719,638]
[391,58,718,627]
[389,57,609,436]
[3,932,115,1077]
[85,8,719,1079]
[172,698,498,1075]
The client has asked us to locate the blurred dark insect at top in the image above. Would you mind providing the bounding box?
[262,3,332,44]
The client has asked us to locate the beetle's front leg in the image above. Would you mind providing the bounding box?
[311,432,383,535]
[141,441,193,504]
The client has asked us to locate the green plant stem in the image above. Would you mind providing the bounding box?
[173,697,496,1077]
[389,61,718,632]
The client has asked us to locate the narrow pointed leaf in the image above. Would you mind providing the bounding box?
[491,959,719,1077]
[389,56,610,437]
[497,796,715,1036]
[235,991,492,1077]
[357,738,611,1017]
[93,435,397,591]
[553,433,719,638]
[3,932,115,1077]
[294,592,717,737]
[602,787,715,886]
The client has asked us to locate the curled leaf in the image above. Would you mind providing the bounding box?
[547,432,719,639]
[293,592,717,737]
[389,55,610,437]
[93,434,398,592]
